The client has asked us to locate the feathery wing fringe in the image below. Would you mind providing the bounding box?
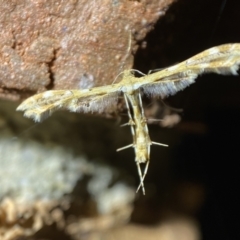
[17,90,119,122]
[142,74,197,98]
[17,43,240,121]
[141,44,240,98]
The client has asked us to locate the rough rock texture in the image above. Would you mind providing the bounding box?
[0,0,175,101]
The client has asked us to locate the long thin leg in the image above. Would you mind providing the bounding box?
[136,161,146,195]
[138,91,169,148]
[117,144,133,152]
[124,93,135,138]
[152,141,168,147]
[136,92,148,194]
[136,143,168,192]
[137,92,168,193]
[138,92,145,118]
[117,94,136,151]
[136,160,150,193]
[126,93,145,194]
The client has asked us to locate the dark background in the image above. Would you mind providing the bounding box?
[133,0,240,239]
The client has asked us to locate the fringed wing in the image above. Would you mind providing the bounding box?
[142,43,240,98]
[17,44,240,121]
[17,89,119,122]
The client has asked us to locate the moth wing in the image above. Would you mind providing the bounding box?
[142,43,240,98]
[184,43,240,76]
[17,89,119,122]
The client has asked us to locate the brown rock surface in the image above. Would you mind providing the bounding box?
[0,0,174,101]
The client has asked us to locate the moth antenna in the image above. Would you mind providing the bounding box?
[112,71,125,84]
[116,144,133,152]
[118,30,133,73]
[113,30,134,85]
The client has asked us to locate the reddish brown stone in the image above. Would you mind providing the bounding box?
[0,0,175,100]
